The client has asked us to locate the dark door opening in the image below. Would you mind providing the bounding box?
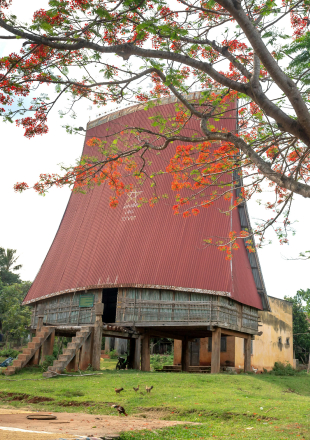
[102,288,118,323]
[190,338,200,366]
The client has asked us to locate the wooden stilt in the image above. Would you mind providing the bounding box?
[141,334,150,371]
[181,337,190,372]
[41,328,55,362]
[92,304,104,370]
[244,335,251,372]
[127,338,135,369]
[173,340,182,365]
[79,331,93,371]
[29,313,45,365]
[133,336,141,370]
[211,327,221,374]
[105,337,111,352]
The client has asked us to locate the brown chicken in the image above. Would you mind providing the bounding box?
[133,385,139,392]
[111,404,128,416]
[115,387,124,394]
[146,385,153,393]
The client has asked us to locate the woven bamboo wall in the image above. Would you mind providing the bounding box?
[31,290,101,327]
[116,288,258,332]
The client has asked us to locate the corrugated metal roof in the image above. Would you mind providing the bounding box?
[23,99,265,310]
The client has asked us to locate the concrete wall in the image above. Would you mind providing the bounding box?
[199,336,235,366]
[235,296,294,371]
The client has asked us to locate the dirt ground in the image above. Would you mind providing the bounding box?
[0,408,189,439]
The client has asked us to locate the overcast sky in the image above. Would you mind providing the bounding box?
[0,1,309,300]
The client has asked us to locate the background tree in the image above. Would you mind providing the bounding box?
[0,280,31,346]
[0,248,21,285]
[1,0,310,255]
[285,289,310,363]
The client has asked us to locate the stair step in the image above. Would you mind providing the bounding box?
[36,332,48,338]
[6,366,16,372]
[17,354,28,362]
[32,337,44,344]
[53,360,65,369]
[43,371,56,378]
[4,369,15,376]
[12,360,23,368]
[28,342,40,350]
[48,366,61,373]
[72,337,83,344]
[23,348,34,355]
[62,348,75,356]
[58,354,71,362]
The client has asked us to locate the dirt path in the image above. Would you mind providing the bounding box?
[0,408,189,439]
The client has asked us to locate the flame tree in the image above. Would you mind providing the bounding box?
[1,0,310,256]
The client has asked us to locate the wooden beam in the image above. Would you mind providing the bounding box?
[141,334,150,371]
[211,327,221,374]
[102,330,139,339]
[221,328,255,339]
[244,335,251,373]
[181,338,190,372]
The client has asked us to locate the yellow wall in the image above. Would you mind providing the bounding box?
[199,336,235,366]
[235,296,294,371]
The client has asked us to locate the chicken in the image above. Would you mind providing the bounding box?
[133,385,139,392]
[115,387,124,394]
[252,366,258,373]
[111,404,128,416]
[146,385,153,393]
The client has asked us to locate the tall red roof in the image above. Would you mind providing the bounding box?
[24,95,268,310]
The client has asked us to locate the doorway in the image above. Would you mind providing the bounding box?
[190,338,200,366]
[102,288,118,323]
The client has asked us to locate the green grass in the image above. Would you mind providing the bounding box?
[0,367,309,439]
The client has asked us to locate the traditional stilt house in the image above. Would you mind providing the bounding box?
[6,93,271,376]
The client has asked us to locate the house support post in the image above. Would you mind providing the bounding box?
[30,305,45,366]
[211,327,221,374]
[181,337,190,372]
[92,303,103,370]
[127,338,135,369]
[141,334,150,372]
[133,336,141,370]
[79,330,93,371]
[41,328,55,362]
[244,335,251,373]
[67,348,80,372]
[105,337,111,352]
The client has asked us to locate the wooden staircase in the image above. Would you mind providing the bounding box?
[4,327,54,376]
[43,326,92,377]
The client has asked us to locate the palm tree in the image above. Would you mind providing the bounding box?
[0,248,22,272]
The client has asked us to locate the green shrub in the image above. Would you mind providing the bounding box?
[271,361,295,376]
[41,355,56,372]
[150,353,174,370]
[109,349,118,359]
[0,348,20,358]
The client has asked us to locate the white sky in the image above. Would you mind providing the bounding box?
[0,1,309,300]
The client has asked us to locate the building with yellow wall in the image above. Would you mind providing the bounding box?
[174,296,294,371]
